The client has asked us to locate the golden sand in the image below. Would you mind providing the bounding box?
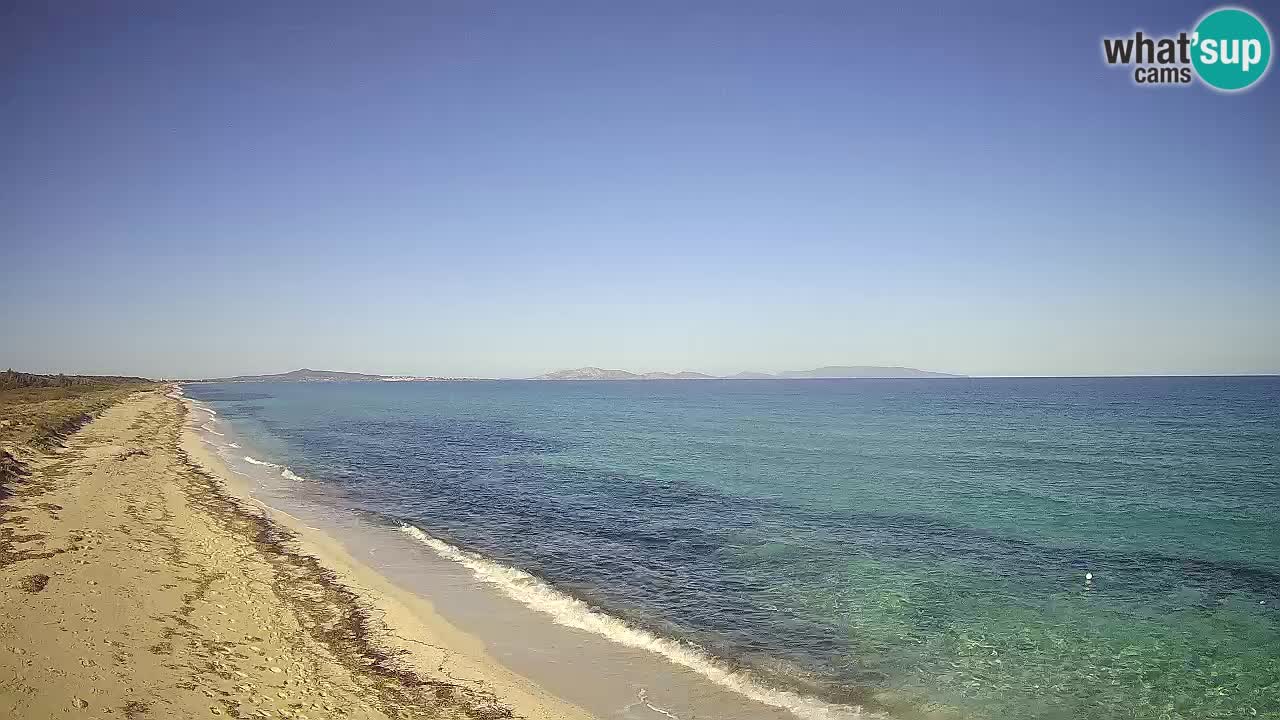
[0,389,594,719]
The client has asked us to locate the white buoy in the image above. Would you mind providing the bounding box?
[1085,572,1093,581]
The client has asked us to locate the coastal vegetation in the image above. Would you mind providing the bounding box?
[0,370,154,449]
[0,370,156,501]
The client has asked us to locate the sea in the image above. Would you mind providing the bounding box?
[181,377,1280,720]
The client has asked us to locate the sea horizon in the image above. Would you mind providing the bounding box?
[174,371,1280,382]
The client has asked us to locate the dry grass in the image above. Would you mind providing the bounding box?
[1,380,157,510]
[0,382,156,450]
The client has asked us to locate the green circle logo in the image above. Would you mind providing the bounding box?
[1192,7,1272,91]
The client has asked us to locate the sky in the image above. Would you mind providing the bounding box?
[2,1,1277,379]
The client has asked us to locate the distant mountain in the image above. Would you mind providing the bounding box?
[532,366,962,380]
[776,365,962,379]
[640,371,718,380]
[202,368,382,383]
[198,368,452,383]
[534,367,722,380]
[533,367,642,380]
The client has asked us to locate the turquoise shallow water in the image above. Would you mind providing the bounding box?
[184,377,1280,719]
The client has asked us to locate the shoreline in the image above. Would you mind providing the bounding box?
[0,386,593,719]
[175,391,598,720]
[177,387,883,720]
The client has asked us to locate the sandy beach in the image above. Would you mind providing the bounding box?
[0,387,593,720]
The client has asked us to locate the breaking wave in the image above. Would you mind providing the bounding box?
[243,456,280,468]
[399,523,872,720]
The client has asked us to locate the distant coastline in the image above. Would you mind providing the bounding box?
[159,367,1280,385]
[532,365,964,380]
[191,365,966,383]
[191,368,479,383]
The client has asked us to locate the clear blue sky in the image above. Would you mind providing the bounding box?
[3,1,1277,378]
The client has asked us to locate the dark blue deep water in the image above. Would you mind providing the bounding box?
[184,378,1280,719]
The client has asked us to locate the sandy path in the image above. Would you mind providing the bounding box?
[0,390,593,720]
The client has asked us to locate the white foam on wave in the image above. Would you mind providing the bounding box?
[200,423,225,436]
[626,688,681,720]
[399,524,872,720]
[227,442,240,449]
[243,456,280,468]
[240,456,308,482]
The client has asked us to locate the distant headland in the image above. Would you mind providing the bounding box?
[192,368,465,383]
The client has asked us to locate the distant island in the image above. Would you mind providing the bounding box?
[533,368,717,381]
[532,365,964,380]
[194,368,464,383]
